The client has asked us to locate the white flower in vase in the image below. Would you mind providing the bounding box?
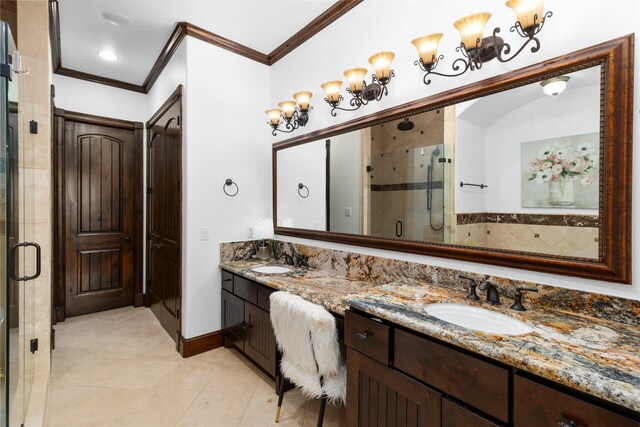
[533,169,553,184]
[576,143,595,155]
[537,146,553,158]
[553,146,572,160]
[551,164,564,176]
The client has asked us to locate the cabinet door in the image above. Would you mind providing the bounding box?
[514,375,639,427]
[244,302,277,376]
[347,348,441,427]
[222,289,244,351]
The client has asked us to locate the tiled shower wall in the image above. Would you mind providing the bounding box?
[17,1,52,425]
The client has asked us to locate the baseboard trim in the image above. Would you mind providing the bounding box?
[134,293,146,308]
[179,330,223,358]
[53,306,65,324]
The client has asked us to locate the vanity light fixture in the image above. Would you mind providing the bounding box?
[266,91,313,136]
[321,51,395,116]
[541,75,569,96]
[413,0,552,85]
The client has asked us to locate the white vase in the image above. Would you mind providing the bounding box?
[549,176,575,206]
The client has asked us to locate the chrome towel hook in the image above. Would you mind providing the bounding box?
[298,183,309,198]
[223,179,239,197]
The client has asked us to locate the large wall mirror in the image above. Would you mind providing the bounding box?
[273,35,633,283]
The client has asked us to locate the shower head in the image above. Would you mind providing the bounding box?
[432,147,441,157]
[397,118,415,132]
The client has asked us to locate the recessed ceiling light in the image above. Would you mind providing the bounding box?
[99,51,118,62]
[101,11,133,27]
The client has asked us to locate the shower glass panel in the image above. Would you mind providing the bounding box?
[1,20,38,427]
[370,143,446,242]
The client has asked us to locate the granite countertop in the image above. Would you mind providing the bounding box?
[220,259,640,413]
[220,259,376,315]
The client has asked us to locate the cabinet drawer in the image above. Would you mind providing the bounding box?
[514,375,639,427]
[345,310,390,365]
[442,398,501,427]
[221,270,234,292]
[234,276,257,305]
[257,285,274,311]
[394,328,509,423]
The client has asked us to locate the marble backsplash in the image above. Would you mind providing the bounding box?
[220,240,639,325]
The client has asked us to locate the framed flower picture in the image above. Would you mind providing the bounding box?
[521,133,599,209]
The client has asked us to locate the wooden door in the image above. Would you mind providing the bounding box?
[64,117,141,316]
[346,348,441,427]
[147,88,182,342]
[244,303,276,376]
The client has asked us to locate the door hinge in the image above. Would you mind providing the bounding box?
[30,338,38,354]
[29,120,38,134]
[147,187,152,195]
[177,116,181,126]
[176,308,180,320]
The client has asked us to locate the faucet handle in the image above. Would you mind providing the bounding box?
[459,276,480,301]
[510,287,539,311]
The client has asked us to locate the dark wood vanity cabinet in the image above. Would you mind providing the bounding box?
[220,270,276,377]
[345,309,640,427]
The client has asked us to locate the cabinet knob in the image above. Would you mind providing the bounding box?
[356,332,369,340]
[558,421,577,427]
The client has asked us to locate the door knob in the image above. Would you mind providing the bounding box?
[123,236,132,243]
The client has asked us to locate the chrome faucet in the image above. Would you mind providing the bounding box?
[478,280,501,305]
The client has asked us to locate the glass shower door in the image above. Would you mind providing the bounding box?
[1,20,39,427]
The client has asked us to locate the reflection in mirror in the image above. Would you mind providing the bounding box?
[276,65,601,260]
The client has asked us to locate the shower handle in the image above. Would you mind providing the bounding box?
[10,242,41,281]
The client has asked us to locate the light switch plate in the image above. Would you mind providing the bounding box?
[345,207,352,217]
[201,226,211,241]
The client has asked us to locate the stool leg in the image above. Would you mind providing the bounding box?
[275,376,286,423]
[317,397,327,427]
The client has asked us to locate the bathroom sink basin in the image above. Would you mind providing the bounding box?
[424,303,534,335]
[251,266,291,274]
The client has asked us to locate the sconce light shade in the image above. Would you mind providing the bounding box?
[368,51,395,81]
[505,0,544,31]
[253,217,274,240]
[278,101,297,120]
[541,76,569,96]
[343,68,368,94]
[411,33,444,66]
[321,80,343,104]
[265,109,282,126]
[453,12,492,50]
[293,91,313,111]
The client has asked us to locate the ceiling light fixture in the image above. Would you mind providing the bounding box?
[541,76,569,96]
[98,51,119,62]
[266,91,313,135]
[101,11,133,27]
[321,51,395,116]
[413,0,552,85]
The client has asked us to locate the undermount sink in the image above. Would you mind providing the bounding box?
[251,266,291,274]
[424,303,534,336]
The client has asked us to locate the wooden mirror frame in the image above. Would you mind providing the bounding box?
[272,35,634,284]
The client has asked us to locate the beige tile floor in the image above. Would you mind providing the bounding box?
[45,306,346,427]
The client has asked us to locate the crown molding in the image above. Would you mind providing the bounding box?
[49,0,362,94]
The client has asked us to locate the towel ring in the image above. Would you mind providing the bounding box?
[298,183,309,198]
[223,179,239,197]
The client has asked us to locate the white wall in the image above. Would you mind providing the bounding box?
[182,37,270,337]
[270,0,640,300]
[277,140,326,230]
[455,118,487,213]
[52,74,147,122]
[329,131,361,234]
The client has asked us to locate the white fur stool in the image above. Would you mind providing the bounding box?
[269,291,346,426]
